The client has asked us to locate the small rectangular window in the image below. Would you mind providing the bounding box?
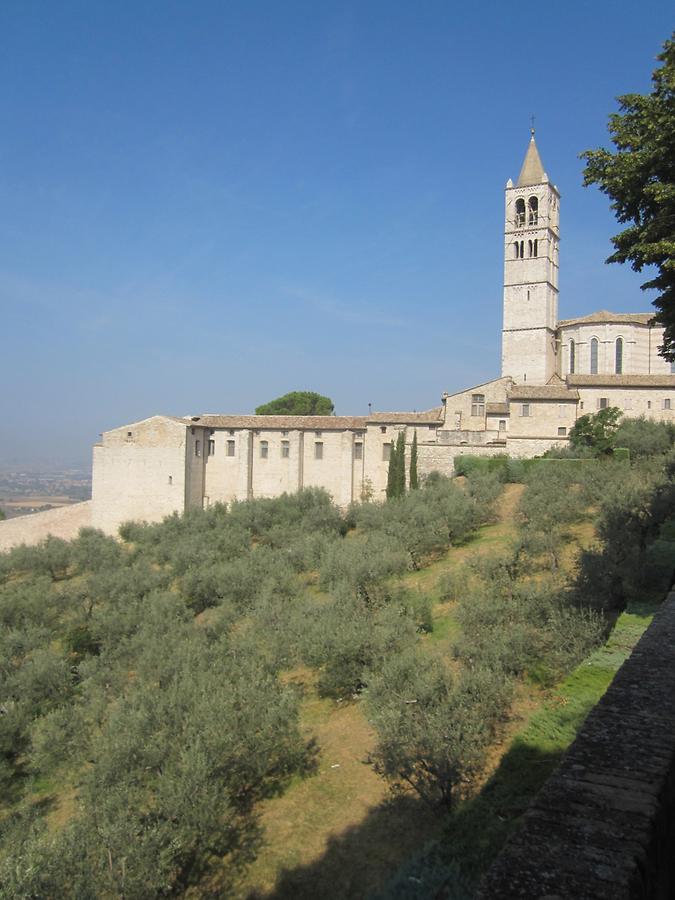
[314,441,323,460]
[168,475,173,485]
[380,426,387,434]
[354,442,363,460]
[227,440,235,456]
[623,397,633,411]
[664,398,672,410]
[498,419,506,431]
[598,397,608,410]
[648,401,652,410]
[260,441,268,459]
[208,439,215,456]
[557,427,567,436]
[315,431,322,438]
[520,403,530,417]
[228,429,235,436]
[471,394,485,417]
[282,430,289,437]
[382,442,392,461]
[195,440,201,457]
[127,431,133,438]
[281,440,290,458]
[558,404,566,418]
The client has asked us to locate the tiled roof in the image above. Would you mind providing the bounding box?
[558,310,655,327]
[509,385,579,401]
[567,374,675,388]
[486,402,509,415]
[191,409,443,430]
[192,415,368,430]
[367,408,443,424]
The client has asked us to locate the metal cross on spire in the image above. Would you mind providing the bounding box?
[530,114,536,136]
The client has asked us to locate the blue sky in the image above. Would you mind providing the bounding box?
[1,1,672,465]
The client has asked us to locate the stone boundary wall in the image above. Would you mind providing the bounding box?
[477,589,675,899]
[0,501,93,552]
[417,443,506,478]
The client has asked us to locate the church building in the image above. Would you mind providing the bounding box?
[90,133,675,535]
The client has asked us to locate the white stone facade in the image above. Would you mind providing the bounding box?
[83,133,675,536]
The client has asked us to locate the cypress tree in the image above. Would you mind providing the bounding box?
[395,430,406,497]
[409,429,419,490]
[386,439,398,500]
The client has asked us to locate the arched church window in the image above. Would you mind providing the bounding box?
[513,241,520,259]
[528,196,538,225]
[533,239,538,257]
[615,337,623,374]
[515,198,526,228]
[519,240,524,258]
[569,339,575,374]
[528,240,533,257]
[590,338,599,374]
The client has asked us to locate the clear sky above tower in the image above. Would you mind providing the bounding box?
[0,1,672,464]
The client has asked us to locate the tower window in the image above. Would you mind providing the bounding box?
[314,441,323,460]
[515,198,526,228]
[513,241,520,259]
[208,439,215,456]
[569,339,575,374]
[615,337,623,374]
[260,441,268,459]
[519,240,524,258]
[354,442,363,460]
[528,240,533,257]
[226,440,235,456]
[194,440,201,457]
[528,196,539,226]
[382,442,392,461]
[471,394,485,417]
[281,440,290,458]
[520,404,531,417]
[590,338,599,374]
[533,239,538,257]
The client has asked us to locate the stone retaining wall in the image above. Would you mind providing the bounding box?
[477,589,675,899]
[0,501,93,552]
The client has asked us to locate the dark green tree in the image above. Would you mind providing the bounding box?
[255,391,334,416]
[409,430,419,490]
[581,35,675,359]
[569,407,622,456]
[395,430,406,497]
[386,439,398,500]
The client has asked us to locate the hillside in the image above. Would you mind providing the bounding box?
[1,453,674,899]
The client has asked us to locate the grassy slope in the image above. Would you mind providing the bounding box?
[227,492,674,900]
[11,488,670,900]
[221,485,608,899]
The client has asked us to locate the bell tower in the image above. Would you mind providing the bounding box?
[501,131,560,384]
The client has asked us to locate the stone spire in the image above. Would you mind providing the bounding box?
[517,130,546,186]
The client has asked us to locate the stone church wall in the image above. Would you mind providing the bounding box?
[91,417,191,535]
